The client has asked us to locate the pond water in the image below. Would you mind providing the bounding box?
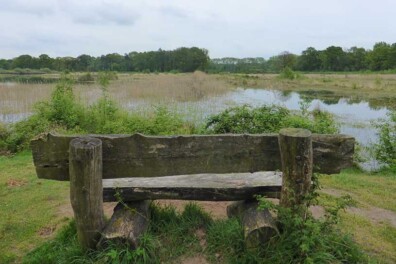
[123,88,389,170]
[122,88,387,144]
[0,85,390,169]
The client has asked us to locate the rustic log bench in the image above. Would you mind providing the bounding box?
[31,128,354,250]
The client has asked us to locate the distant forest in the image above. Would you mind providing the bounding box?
[1,42,395,73]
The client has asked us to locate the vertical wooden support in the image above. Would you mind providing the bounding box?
[69,137,105,250]
[278,128,313,212]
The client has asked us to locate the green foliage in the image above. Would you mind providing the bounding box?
[77,72,95,83]
[24,203,212,264]
[249,175,365,263]
[35,75,84,129]
[0,122,10,152]
[205,104,338,134]
[278,67,299,80]
[373,111,396,170]
[2,75,195,152]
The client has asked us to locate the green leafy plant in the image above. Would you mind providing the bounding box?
[205,104,338,134]
[373,110,396,170]
[252,174,364,263]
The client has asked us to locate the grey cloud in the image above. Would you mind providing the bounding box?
[58,1,140,26]
[0,0,56,16]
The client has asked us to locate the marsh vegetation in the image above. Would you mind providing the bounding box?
[1,71,396,263]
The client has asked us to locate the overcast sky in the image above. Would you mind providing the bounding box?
[0,0,394,59]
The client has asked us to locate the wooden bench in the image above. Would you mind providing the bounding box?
[31,128,354,250]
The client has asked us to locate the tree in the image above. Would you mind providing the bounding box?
[368,42,391,71]
[296,47,321,71]
[320,46,348,71]
[347,47,368,71]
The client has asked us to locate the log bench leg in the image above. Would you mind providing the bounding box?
[69,137,105,250]
[98,200,151,249]
[227,200,279,249]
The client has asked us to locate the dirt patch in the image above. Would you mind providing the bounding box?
[348,207,396,227]
[310,205,326,219]
[321,188,396,228]
[195,228,207,248]
[37,226,55,237]
[320,188,347,197]
[6,178,27,187]
[179,255,209,264]
[57,201,117,219]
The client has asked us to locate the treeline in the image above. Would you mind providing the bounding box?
[0,47,209,73]
[2,42,396,74]
[209,42,396,73]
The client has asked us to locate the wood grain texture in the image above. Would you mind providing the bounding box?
[98,201,151,249]
[69,137,105,250]
[279,128,313,211]
[31,133,354,181]
[102,172,282,202]
[227,200,278,249]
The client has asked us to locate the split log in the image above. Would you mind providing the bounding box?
[103,172,282,202]
[69,137,105,250]
[31,133,355,181]
[279,128,313,213]
[98,200,151,249]
[227,200,278,249]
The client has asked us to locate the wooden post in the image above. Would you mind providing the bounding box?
[69,137,105,250]
[278,128,313,212]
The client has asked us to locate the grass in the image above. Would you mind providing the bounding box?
[1,152,395,263]
[319,168,396,212]
[318,168,396,263]
[0,152,69,263]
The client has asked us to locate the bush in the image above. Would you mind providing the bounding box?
[77,72,95,83]
[255,192,364,263]
[278,67,301,80]
[2,74,196,152]
[0,122,10,152]
[205,105,338,134]
[34,76,84,129]
[373,111,396,169]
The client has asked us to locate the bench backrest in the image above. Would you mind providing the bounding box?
[31,132,354,181]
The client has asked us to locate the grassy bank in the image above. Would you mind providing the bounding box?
[1,153,395,263]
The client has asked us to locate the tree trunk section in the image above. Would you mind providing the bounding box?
[69,137,104,250]
[227,200,278,249]
[99,200,151,249]
[278,128,313,213]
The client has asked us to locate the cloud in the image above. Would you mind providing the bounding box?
[58,0,140,26]
[0,0,56,16]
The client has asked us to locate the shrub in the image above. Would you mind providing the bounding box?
[34,76,84,129]
[278,67,301,80]
[77,72,95,83]
[0,122,10,152]
[205,104,338,134]
[373,111,396,169]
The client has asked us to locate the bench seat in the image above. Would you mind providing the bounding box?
[103,171,282,202]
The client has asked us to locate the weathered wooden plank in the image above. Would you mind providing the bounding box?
[102,172,282,202]
[31,133,354,181]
